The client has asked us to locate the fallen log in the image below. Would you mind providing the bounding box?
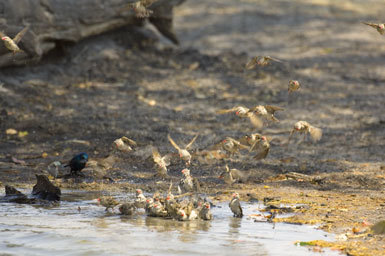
[0,0,185,67]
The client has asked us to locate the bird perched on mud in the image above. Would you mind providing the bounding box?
[245,56,283,69]
[362,22,385,35]
[251,105,284,123]
[123,0,157,18]
[119,203,136,215]
[217,106,263,128]
[229,192,243,218]
[249,136,270,160]
[288,80,301,93]
[152,147,171,177]
[97,196,119,212]
[219,165,248,185]
[64,153,88,176]
[214,137,249,157]
[167,134,198,165]
[114,136,137,152]
[178,169,200,194]
[199,202,213,220]
[289,121,322,143]
[0,26,29,54]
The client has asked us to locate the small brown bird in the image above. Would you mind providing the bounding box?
[168,134,198,165]
[362,22,385,35]
[178,169,200,194]
[288,80,301,93]
[199,202,213,220]
[124,0,157,18]
[229,192,243,218]
[114,136,137,152]
[0,26,29,54]
[119,203,136,215]
[152,147,171,177]
[217,106,263,128]
[250,136,270,160]
[134,189,147,208]
[251,105,284,123]
[245,56,283,69]
[97,196,119,212]
[289,121,322,143]
[215,137,249,156]
[219,165,248,185]
[239,133,263,147]
[176,208,188,221]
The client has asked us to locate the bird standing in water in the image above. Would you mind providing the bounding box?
[229,192,243,218]
[64,153,89,176]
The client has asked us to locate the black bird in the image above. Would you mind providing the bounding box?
[64,153,89,176]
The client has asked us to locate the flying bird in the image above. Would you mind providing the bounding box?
[0,26,29,54]
[289,121,322,143]
[217,106,263,128]
[152,147,171,177]
[362,22,385,35]
[168,134,198,165]
[245,56,283,69]
[251,105,284,123]
[288,80,301,93]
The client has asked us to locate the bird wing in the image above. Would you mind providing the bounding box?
[245,56,258,70]
[254,146,270,160]
[152,147,161,163]
[185,134,198,149]
[266,56,283,63]
[13,26,29,44]
[264,105,284,114]
[216,107,238,114]
[248,113,263,128]
[238,135,251,146]
[309,126,322,142]
[162,153,172,166]
[121,136,137,146]
[362,22,378,29]
[168,134,181,151]
[142,0,157,7]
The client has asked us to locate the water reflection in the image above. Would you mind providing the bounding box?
[0,191,340,256]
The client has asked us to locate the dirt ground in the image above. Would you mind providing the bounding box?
[0,0,384,255]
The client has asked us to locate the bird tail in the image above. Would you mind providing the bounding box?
[309,126,322,142]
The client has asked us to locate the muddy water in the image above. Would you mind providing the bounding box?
[0,191,340,256]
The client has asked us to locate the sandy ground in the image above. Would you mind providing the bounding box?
[0,0,384,255]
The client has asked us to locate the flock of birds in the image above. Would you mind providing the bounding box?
[3,1,385,221]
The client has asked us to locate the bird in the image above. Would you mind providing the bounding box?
[0,26,29,55]
[249,136,270,160]
[114,136,137,152]
[229,192,243,218]
[199,202,213,220]
[167,134,198,165]
[119,203,136,215]
[288,80,301,93]
[47,161,62,179]
[214,137,249,157]
[245,56,283,69]
[219,165,248,185]
[152,147,171,177]
[97,196,119,211]
[289,121,322,143]
[251,105,284,123]
[123,0,157,18]
[362,22,385,35]
[178,169,200,194]
[134,189,147,208]
[145,198,154,214]
[217,106,263,128]
[64,153,88,176]
[176,209,188,221]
